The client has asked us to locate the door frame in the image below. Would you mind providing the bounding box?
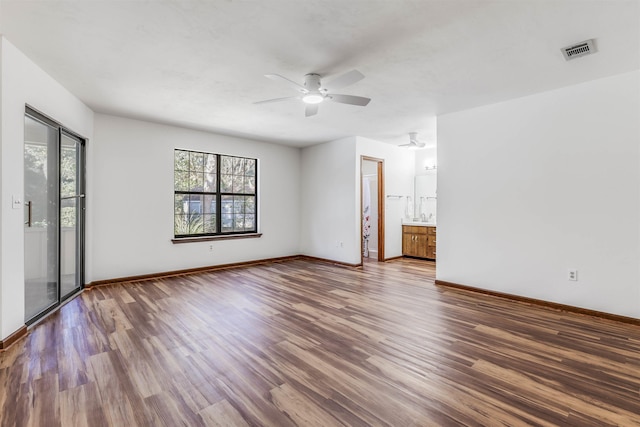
[25,105,86,325]
[360,156,385,263]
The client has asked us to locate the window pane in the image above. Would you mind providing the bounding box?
[245,159,255,176]
[232,157,244,175]
[244,214,255,230]
[244,176,255,194]
[221,195,233,213]
[175,150,189,171]
[175,194,187,214]
[204,214,216,233]
[189,171,204,191]
[188,194,203,215]
[175,215,189,235]
[204,172,216,192]
[175,171,189,191]
[245,196,255,214]
[232,175,244,193]
[221,156,233,174]
[187,214,204,234]
[204,195,216,214]
[205,154,216,174]
[189,152,204,171]
[234,214,245,231]
[220,174,232,192]
[174,215,203,235]
[221,213,233,232]
[233,197,245,214]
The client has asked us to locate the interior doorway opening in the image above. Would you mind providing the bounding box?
[361,157,384,263]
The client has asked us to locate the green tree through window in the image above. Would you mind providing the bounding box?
[174,149,257,237]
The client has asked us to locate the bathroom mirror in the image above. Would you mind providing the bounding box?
[414,172,437,223]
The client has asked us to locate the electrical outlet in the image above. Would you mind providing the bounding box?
[568,269,578,281]
[209,244,214,252]
[339,241,344,248]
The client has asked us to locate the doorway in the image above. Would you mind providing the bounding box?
[24,107,85,324]
[361,156,384,263]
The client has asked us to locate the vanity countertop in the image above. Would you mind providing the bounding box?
[402,220,436,227]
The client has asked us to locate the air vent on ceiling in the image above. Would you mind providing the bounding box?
[561,39,596,61]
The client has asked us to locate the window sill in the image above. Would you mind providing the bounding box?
[172,233,262,244]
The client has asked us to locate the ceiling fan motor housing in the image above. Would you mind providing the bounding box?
[302,73,325,104]
[304,73,323,92]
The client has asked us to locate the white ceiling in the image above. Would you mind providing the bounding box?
[1,1,638,147]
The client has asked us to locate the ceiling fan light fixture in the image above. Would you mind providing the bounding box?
[302,93,324,104]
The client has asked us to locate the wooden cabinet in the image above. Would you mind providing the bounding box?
[426,227,436,259]
[402,227,426,258]
[402,225,436,260]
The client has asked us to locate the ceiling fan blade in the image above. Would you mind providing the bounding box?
[265,74,307,93]
[254,96,300,105]
[398,141,425,149]
[305,104,319,117]
[328,94,371,106]
[323,70,365,91]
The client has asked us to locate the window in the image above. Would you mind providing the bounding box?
[174,149,257,238]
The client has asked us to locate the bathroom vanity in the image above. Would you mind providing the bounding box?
[405,160,437,260]
[402,222,436,260]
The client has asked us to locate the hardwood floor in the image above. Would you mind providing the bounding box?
[1,258,639,426]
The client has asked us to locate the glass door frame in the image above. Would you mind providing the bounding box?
[59,129,86,301]
[25,105,86,325]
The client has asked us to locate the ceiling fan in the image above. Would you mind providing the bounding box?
[398,132,426,149]
[254,70,371,117]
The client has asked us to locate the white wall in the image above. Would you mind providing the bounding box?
[437,70,640,319]
[299,137,358,264]
[90,114,301,282]
[0,37,94,340]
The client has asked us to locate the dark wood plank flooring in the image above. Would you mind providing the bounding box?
[1,258,639,426]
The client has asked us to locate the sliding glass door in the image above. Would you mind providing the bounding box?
[60,132,84,297]
[24,114,58,320]
[24,108,85,323]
